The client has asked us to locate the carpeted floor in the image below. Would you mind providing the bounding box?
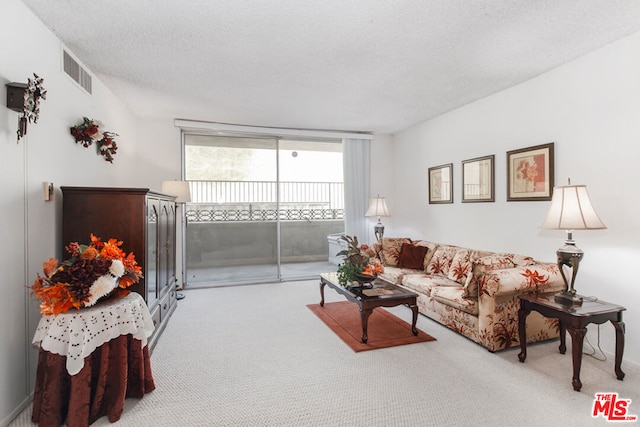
[307,301,435,351]
[8,279,640,426]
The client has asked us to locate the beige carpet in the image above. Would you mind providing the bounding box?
[8,280,640,427]
[307,301,435,351]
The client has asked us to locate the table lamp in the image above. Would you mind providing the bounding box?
[365,195,390,242]
[541,180,606,306]
[161,180,191,203]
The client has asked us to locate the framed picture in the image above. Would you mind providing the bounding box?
[462,155,494,203]
[428,163,453,204]
[506,142,554,201]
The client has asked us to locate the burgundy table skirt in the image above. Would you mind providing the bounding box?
[31,334,155,427]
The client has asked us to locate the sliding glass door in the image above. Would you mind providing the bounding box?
[184,135,279,285]
[278,139,344,280]
[183,134,344,287]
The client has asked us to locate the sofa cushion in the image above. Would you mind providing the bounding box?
[431,286,479,316]
[462,253,516,299]
[379,237,411,267]
[378,266,418,285]
[401,273,459,297]
[447,249,473,285]
[426,245,458,276]
[398,243,429,270]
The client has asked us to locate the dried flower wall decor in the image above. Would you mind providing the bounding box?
[70,117,119,163]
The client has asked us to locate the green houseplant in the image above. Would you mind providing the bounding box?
[336,235,383,286]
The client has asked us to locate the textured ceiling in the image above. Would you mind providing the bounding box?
[19,0,640,133]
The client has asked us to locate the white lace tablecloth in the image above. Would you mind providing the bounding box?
[32,292,155,375]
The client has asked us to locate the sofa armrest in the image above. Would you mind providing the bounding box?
[480,263,564,298]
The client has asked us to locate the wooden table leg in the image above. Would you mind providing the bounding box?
[558,320,566,354]
[409,302,418,336]
[612,320,625,381]
[359,308,372,343]
[517,302,529,363]
[568,326,587,391]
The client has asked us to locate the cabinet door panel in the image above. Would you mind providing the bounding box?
[147,199,159,307]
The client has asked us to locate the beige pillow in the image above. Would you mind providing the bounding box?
[462,254,516,299]
[447,249,475,285]
[379,237,411,267]
[426,245,459,276]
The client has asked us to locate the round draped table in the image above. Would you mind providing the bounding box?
[31,292,156,427]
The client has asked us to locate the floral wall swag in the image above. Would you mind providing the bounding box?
[70,117,119,163]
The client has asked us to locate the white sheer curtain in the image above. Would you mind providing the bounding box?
[342,138,371,244]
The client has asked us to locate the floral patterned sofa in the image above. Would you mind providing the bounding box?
[367,237,565,352]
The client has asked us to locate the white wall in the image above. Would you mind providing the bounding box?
[3,0,638,422]
[386,31,640,366]
[367,133,394,244]
[0,1,182,424]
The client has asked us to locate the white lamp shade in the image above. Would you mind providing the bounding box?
[541,185,606,230]
[161,181,192,203]
[365,196,390,217]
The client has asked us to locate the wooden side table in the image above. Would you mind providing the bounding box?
[517,293,626,391]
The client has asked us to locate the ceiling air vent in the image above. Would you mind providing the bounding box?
[63,50,92,94]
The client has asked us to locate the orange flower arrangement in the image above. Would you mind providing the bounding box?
[31,234,142,315]
[362,262,384,277]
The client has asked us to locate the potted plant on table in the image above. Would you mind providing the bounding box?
[336,235,383,287]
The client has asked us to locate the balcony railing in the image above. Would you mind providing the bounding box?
[186,180,345,223]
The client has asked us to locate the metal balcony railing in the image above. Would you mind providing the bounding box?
[185,180,345,223]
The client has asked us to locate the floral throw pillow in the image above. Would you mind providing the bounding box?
[447,249,479,285]
[462,253,516,299]
[426,245,459,276]
[380,237,411,267]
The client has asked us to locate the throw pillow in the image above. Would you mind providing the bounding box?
[379,237,411,267]
[426,245,459,276]
[398,243,429,270]
[462,254,516,299]
[447,249,478,285]
[413,240,438,270]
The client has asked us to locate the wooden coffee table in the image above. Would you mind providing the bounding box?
[319,272,418,344]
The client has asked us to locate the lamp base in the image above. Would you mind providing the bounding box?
[374,220,385,242]
[554,291,583,307]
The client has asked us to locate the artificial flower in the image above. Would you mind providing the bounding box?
[31,235,142,315]
[336,235,383,286]
[70,117,119,163]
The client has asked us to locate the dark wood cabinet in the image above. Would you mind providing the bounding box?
[61,187,177,350]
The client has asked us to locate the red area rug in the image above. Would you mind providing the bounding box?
[307,301,435,352]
